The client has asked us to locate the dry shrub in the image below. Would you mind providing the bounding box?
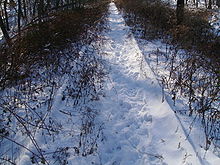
[115,0,220,65]
[0,1,109,164]
[0,0,110,89]
[115,0,220,152]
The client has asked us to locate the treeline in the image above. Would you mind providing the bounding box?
[176,0,220,24]
[0,0,107,89]
[184,0,220,8]
[0,0,99,44]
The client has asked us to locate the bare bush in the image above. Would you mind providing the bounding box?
[115,0,220,154]
[0,0,110,164]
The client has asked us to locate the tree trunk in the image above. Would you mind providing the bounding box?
[46,0,51,12]
[18,0,22,34]
[38,0,44,20]
[4,0,10,31]
[176,0,184,25]
[23,0,27,19]
[39,0,44,14]
[217,0,220,8]
[208,0,212,9]
[196,0,198,8]
[204,0,207,8]
[0,15,11,45]
[56,0,60,9]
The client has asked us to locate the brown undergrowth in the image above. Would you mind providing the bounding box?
[116,0,220,63]
[115,0,220,154]
[0,0,110,90]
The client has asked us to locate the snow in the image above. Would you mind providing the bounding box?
[0,30,3,41]
[1,2,219,165]
[93,2,219,165]
[133,38,220,164]
[210,11,220,36]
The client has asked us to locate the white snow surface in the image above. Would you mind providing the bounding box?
[15,2,220,165]
[90,3,219,165]
[0,30,3,41]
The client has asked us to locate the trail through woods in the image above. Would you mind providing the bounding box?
[8,2,220,165]
[94,3,213,165]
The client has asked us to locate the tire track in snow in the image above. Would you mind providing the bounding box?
[98,2,203,165]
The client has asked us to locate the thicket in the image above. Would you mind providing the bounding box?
[0,0,109,164]
[0,0,102,43]
[0,0,110,88]
[115,0,220,154]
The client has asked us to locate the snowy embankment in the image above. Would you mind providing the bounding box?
[92,2,219,165]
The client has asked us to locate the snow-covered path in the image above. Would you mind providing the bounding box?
[97,3,204,165]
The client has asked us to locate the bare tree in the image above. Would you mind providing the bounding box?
[208,0,212,9]
[17,0,22,34]
[176,0,184,24]
[3,0,9,30]
[0,14,10,45]
[216,0,220,7]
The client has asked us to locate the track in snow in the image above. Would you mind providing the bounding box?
[97,3,203,165]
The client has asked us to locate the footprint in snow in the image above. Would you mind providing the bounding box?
[129,136,140,147]
[137,128,149,136]
[116,145,121,151]
[112,160,120,165]
[125,88,138,97]
[131,72,139,79]
[119,101,132,110]
[111,44,117,49]
[143,114,153,123]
